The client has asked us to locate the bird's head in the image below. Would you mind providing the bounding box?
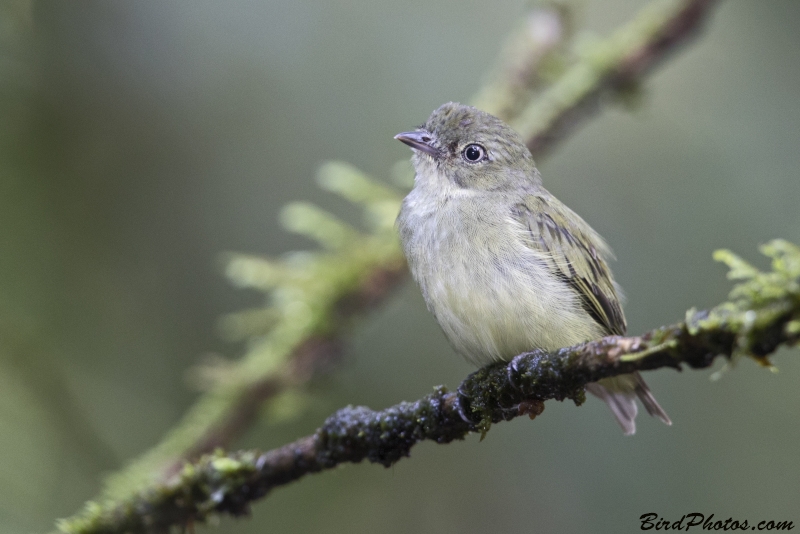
[395,102,539,192]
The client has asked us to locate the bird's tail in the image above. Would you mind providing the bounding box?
[585,372,671,435]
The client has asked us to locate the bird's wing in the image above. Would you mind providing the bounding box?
[511,194,627,336]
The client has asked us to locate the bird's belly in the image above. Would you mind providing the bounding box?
[410,221,603,365]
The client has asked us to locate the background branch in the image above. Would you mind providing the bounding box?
[512,0,718,156]
[59,240,800,533]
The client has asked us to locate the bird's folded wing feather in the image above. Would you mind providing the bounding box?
[511,194,627,337]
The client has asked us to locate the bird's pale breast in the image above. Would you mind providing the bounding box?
[398,189,605,365]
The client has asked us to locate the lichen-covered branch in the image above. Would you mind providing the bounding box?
[513,0,718,156]
[58,240,800,534]
[59,0,723,528]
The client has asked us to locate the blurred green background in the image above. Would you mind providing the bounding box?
[1,0,799,532]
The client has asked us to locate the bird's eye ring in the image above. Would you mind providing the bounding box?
[462,144,486,163]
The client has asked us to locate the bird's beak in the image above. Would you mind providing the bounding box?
[394,131,438,157]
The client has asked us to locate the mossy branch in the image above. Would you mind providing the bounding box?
[513,0,718,156]
[59,240,800,534]
[57,0,722,531]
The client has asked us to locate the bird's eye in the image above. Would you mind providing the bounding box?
[462,144,486,163]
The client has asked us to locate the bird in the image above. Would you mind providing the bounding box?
[394,102,670,434]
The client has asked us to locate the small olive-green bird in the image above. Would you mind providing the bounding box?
[395,102,671,434]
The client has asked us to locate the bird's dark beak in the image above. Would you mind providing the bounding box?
[394,131,438,157]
